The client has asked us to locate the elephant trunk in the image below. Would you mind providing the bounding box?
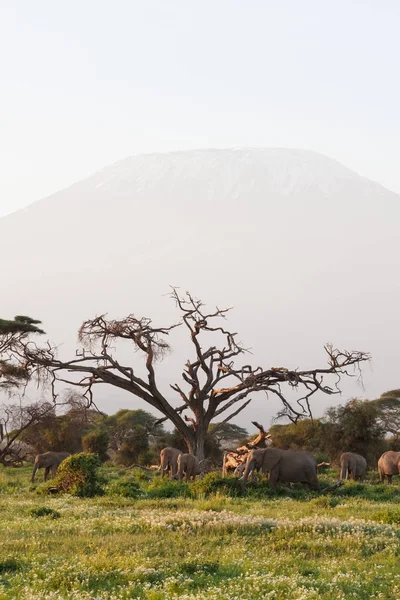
[31,462,39,483]
[222,453,227,477]
[340,464,348,480]
[241,458,256,487]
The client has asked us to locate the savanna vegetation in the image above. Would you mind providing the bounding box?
[1,465,400,600]
[1,293,400,598]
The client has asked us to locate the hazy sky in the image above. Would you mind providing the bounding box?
[1,0,399,217]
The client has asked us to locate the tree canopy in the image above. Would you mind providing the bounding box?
[270,396,397,464]
[0,316,44,390]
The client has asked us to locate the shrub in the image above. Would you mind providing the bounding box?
[44,452,103,497]
[0,559,23,574]
[191,472,243,498]
[108,476,142,498]
[82,430,109,462]
[145,477,190,499]
[29,506,61,519]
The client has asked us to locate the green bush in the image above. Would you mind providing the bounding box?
[108,476,142,498]
[0,559,23,574]
[43,452,104,497]
[145,477,190,499]
[82,430,109,462]
[30,506,61,519]
[191,472,243,498]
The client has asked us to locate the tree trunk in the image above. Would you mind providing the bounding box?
[184,426,206,461]
[193,434,205,461]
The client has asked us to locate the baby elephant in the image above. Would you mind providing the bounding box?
[176,453,204,481]
[340,452,367,482]
[31,451,70,483]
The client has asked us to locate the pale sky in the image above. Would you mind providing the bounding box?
[1,0,400,217]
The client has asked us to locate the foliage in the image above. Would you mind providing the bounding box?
[191,472,243,497]
[271,397,392,464]
[29,506,61,519]
[0,401,55,466]
[43,452,103,497]
[107,475,142,498]
[208,422,249,444]
[0,316,44,336]
[270,419,327,455]
[144,476,191,499]
[102,408,165,465]
[0,315,44,390]
[2,467,400,598]
[323,398,386,463]
[0,315,46,463]
[371,390,400,443]
[0,558,23,574]
[82,429,109,462]
[19,393,99,454]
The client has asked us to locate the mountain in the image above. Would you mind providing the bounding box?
[1,148,399,423]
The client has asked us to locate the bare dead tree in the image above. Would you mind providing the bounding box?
[13,289,370,459]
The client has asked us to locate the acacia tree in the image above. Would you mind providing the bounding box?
[0,316,44,391]
[16,290,369,459]
[0,315,47,463]
[372,390,400,441]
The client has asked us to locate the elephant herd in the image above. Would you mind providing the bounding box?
[159,447,204,481]
[159,447,400,489]
[29,447,400,490]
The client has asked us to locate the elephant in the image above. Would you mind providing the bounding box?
[31,451,70,483]
[378,451,400,484]
[159,447,182,479]
[340,452,367,481]
[175,453,205,481]
[241,447,319,490]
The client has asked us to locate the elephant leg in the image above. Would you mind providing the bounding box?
[51,464,58,479]
[44,466,50,482]
[388,475,393,485]
[268,470,279,490]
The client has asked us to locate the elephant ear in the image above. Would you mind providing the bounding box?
[263,448,281,471]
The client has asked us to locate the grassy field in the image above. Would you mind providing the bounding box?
[1,467,400,599]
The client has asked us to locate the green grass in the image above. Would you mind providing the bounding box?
[1,466,400,599]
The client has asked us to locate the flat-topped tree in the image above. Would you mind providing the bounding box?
[0,315,46,463]
[18,289,369,459]
[0,316,44,390]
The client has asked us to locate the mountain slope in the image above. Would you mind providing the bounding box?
[1,148,398,421]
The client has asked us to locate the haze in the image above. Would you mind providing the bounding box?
[0,2,399,426]
[1,1,400,216]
